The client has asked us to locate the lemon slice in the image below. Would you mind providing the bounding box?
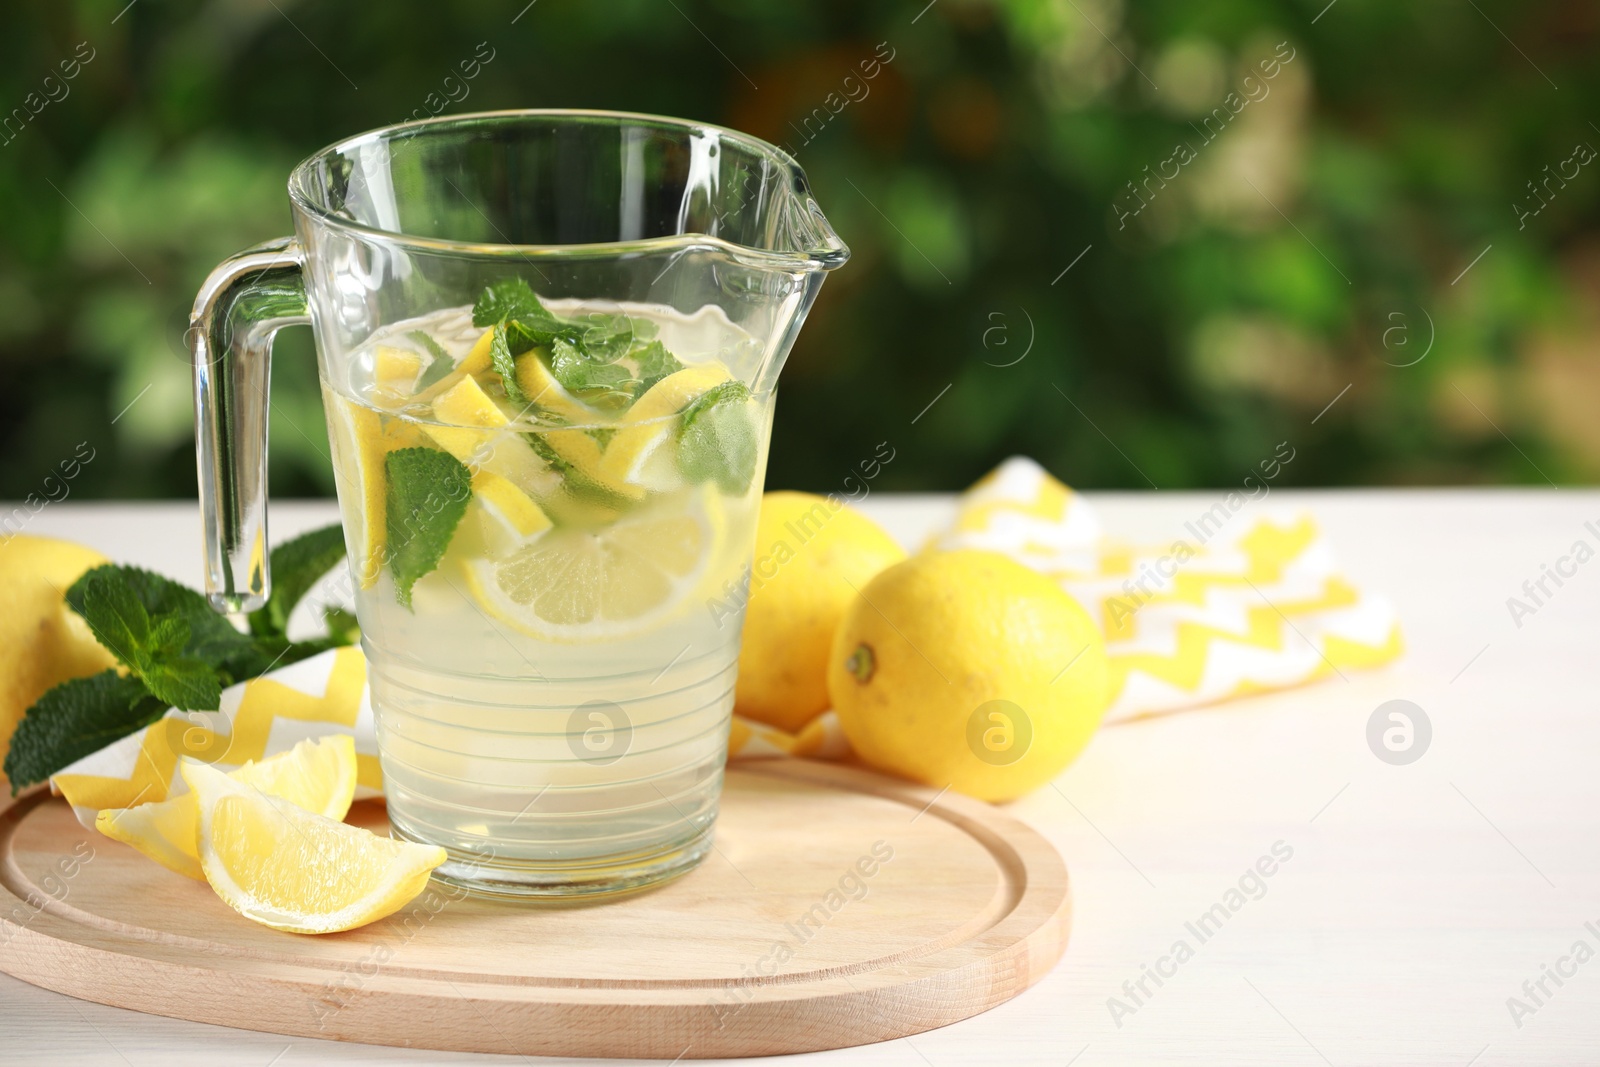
[472,469,553,557]
[599,363,734,492]
[182,759,446,935]
[96,736,358,881]
[425,375,559,498]
[463,488,721,641]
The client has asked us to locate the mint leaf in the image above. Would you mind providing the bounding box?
[633,341,684,394]
[4,672,166,792]
[385,447,472,607]
[507,319,565,354]
[409,330,456,391]
[490,323,530,408]
[76,570,152,669]
[677,381,759,494]
[141,657,223,712]
[69,565,272,684]
[249,523,348,639]
[73,570,229,711]
[578,313,656,362]
[473,278,551,329]
[549,336,633,404]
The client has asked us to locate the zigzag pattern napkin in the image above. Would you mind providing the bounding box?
[52,457,1401,820]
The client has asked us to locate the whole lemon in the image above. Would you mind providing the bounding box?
[735,492,906,733]
[0,535,118,794]
[828,549,1109,802]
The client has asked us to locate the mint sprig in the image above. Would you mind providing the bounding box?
[384,447,472,607]
[5,524,357,793]
[473,278,556,330]
[470,279,685,412]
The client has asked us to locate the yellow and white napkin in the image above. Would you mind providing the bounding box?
[52,457,1401,821]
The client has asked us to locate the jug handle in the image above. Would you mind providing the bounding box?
[190,237,310,615]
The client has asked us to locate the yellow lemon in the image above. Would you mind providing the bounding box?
[183,759,446,934]
[0,535,117,794]
[734,492,906,734]
[827,549,1109,802]
[95,735,358,881]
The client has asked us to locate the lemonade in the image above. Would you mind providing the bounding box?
[321,279,770,895]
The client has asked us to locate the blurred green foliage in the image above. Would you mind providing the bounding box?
[1,0,1596,502]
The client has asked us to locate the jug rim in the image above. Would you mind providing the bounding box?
[287,107,849,272]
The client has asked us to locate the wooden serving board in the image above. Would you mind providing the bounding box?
[0,760,1070,1059]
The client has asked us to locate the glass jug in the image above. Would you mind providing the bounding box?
[190,109,848,897]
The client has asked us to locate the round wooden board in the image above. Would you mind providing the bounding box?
[0,760,1070,1059]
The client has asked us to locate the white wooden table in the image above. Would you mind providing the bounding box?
[4,491,1595,1066]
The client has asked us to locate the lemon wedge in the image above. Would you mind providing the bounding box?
[96,736,358,881]
[372,345,424,402]
[515,347,598,422]
[463,487,721,641]
[459,326,495,377]
[472,469,553,557]
[425,375,559,498]
[325,391,420,587]
[598,363,734,492]
[182,759,446,934]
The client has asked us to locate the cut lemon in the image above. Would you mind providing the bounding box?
[182,759,446,935]
[472,469,553,557]
[463,488,721,641]
[372,345,424,402]
[539,426,644,501]
[457,326,495,378]
[325,391,416,588]
[599,362,734,492]
[515,348,598,422]
[425,375,559,498]
[96,736,358,881]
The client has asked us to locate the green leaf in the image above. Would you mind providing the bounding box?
[473,278,553,329]
[3,672,167,793]
[633,340,685,394]
[490,323,530,407]
[76,569,153,670]
[409,330,456,391]
[578,313,656,362]
[677,381,759,494]
[69,565,273,684]
[506,319,565,354]
[147,613,191,658]
[384,447,472,607]
[549,336,633,402]
[249,523,348,639]
[71,567,243,710]
[141,656,223,711]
